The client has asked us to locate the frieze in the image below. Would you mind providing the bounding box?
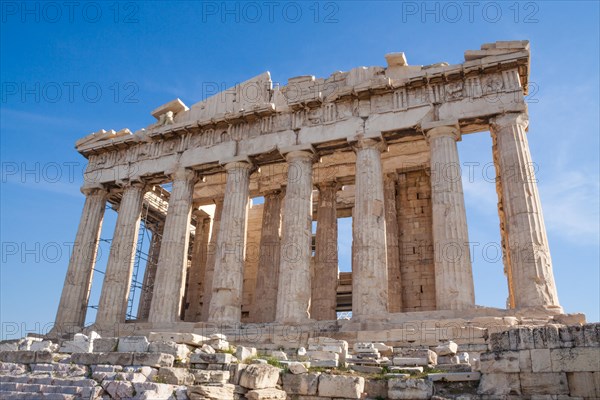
[78,42,530,180]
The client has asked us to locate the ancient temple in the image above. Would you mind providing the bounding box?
[52,41,564,340]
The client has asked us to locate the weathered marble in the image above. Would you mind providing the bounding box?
[149,169,198,322]
[54,188,107,331]
[276,150,315,324]
[208,161,252,323]
[136,222,163,321]
[490,113,560,309]
[252,191,283,323]
[201,198,223,321]
[425,122,475,310]
[352,139,389,318]
[184,210,211,322]
[96,182,146,325]
[311,182,339,321]
[384,174,402,313]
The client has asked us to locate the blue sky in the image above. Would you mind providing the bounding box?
[1,1,598,338]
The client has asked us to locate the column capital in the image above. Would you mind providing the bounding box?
[285,150,316,163]
[80,184,108,197]
[490,112,529,131]
[167,167,202,183]
[351,138,387,153]
[316,180,341,192]
[423,120,461,141]
[116,178,150,192]
[279,144,316,162]
[222,158,254,173]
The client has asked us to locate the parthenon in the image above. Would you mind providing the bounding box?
[52,40,563,338]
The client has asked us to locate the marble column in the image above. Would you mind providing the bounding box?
[384,174,403,313]
[149,169,198,323]
[311,182,339,321]
[208,161,252,323]
[201,198,223,321]
[426,123,475,310]
[96,181,146,325]
[252,190,283,323]
[136,222,164,321]
[54,187,107,331]
[352,139,389,318]
[276,150,315,324]
[490,113,560,309]
[184,210,211,322]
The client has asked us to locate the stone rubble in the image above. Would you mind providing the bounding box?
[0,324,598,399]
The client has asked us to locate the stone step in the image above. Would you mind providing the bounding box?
[427,371,481,382]
[435,364,473,373]
[0,374,98,387]
[0,382,99,397]
[0,391,76,400]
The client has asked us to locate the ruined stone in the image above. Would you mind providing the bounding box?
[288,361,308,374]
[102,380,134,398]
[392,356,429,367]
[530,348,552,372]
[550,347,600,372]
[117,336,149,352]
[190,352,233,364]
[479,351,520,373]
[235,346,257,362]
[133,352,175,368]
[29,340,58,353]
[96,351,134,366]
[282,373,319,395]
[394,348,437,364]
[148,332,208,346]
[269,350,287,361]
[477,373,521,396]
[318,374,364,399]
[567,372,600,398]
[149,340,193,361]
[189,383,235,400]
[92,338,118,353]
[364,379,387,399]
[157,367,194,385]
[427,372,481,381]
[520,372,569,395]
[434,341,458,356]
[197,344,216,354]
[387,378,433,399]
[192,369,230,384]
[246,388,287,400]
[239,364,281,389]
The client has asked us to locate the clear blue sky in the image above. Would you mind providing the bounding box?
[1,1,598,338]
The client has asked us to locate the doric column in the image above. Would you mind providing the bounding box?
[96,181,146,325]
[251,190,283,323]
[208,161,252,323]
[184,210,211,322]
[425,122,475,310]
[201,198,223,321]
[136,222,164,320]
[490,113,560,309]
[352,139,389,318]
[384,174,403,313]
[54,187,107,331]
[276,150,315,324]
[149,169,198,323]
[311,182,339,321]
